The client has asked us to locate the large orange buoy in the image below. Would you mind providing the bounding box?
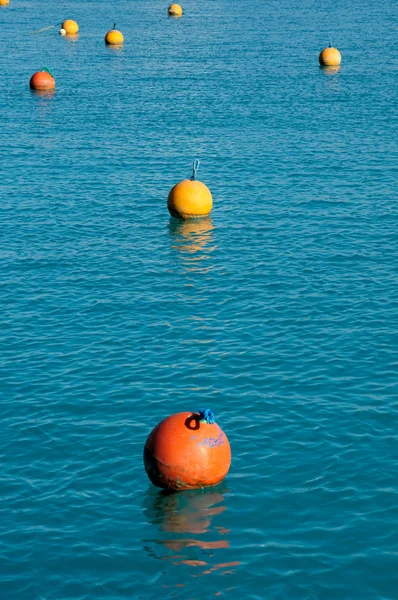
[29,68,55,91]
[168,160,213,220]
[105,23,124,45]
[62,19,79,35]
[0,0,10,7]
[319,45,341,67]
[168,3,183,16]
[144,409,231,491]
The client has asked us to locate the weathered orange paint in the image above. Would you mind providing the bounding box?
[29,71,55,91]
[144,412,231,491]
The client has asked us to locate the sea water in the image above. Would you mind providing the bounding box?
[0,0,397,598]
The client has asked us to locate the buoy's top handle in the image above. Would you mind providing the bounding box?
[190,159,200,181]
[199,408,215,424]
[42,67,54,77]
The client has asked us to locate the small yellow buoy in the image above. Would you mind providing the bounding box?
[168,3,183,16]
[168,160,213,220]
[62,19,79,35]
[105,23,124,45]
[0,0,10,6]
[319,46,341,67]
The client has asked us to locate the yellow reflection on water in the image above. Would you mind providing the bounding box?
[168,217,215,273]
[320,65,341,76]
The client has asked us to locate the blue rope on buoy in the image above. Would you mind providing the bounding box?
[199,408,215,424]
[190,159,200,181]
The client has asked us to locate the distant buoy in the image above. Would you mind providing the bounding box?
[29,69,55,91]
[144,410,231,491]
[168,3,183,16]
[319,46,341,67]
[105,24,124,45]
[62,19,79,35]
[59,28,66,36]
[168,160,213,220]
[0,0,10,6]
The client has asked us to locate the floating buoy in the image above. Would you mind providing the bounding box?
[59,28,66,36]
[144,409,231,491]
[168,3,183,16]
[62,19,79,35]
[168,160,213,220]
[319,46,341,67]
[105,23,124,45]
[29,68,55,91]
[0,0,10,6]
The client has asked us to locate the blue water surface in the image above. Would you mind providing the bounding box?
[1,0,397,598]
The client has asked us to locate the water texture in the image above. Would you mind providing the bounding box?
[0,0,397,598]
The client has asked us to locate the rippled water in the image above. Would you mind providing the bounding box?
[1,0,397,598]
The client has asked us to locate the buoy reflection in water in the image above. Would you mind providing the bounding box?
[321,65,341,76]
[168,217,215,273]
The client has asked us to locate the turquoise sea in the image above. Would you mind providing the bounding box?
[1,0,397,598]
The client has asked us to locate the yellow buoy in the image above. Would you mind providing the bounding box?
[168,160,213,220]
[0,0,10,6]
[319,46,341,67]
[62,19,79,35]
[168,3,183,16]
[105,24,124,45]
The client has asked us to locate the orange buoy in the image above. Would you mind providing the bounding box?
[168,3,183,16]
[319,46,341,67]
[0,0,10,6]
[62,19,79,35]
[168,160,213,220]
[105,23,124,45]
[29,68,55,91]
[144,409,231,491]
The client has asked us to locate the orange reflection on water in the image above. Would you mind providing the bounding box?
[165,538,229,552]
[31,89,56,98]
[168,217,215,273]
[145,488,239,574]
[144,487,239,593]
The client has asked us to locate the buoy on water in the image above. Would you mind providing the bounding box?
[59,28,66,36]
[61,19,79,35]
[29,68,55,91]
[144,409,231,491]
[0,0,10,7]
[105,23,124,45]
[319,45,341,67]
[168,3,183,16]
[168,160,213,220]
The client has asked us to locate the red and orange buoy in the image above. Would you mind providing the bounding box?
[168,160,213,220]
[29,68,55,91]
[144,409,231,491]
